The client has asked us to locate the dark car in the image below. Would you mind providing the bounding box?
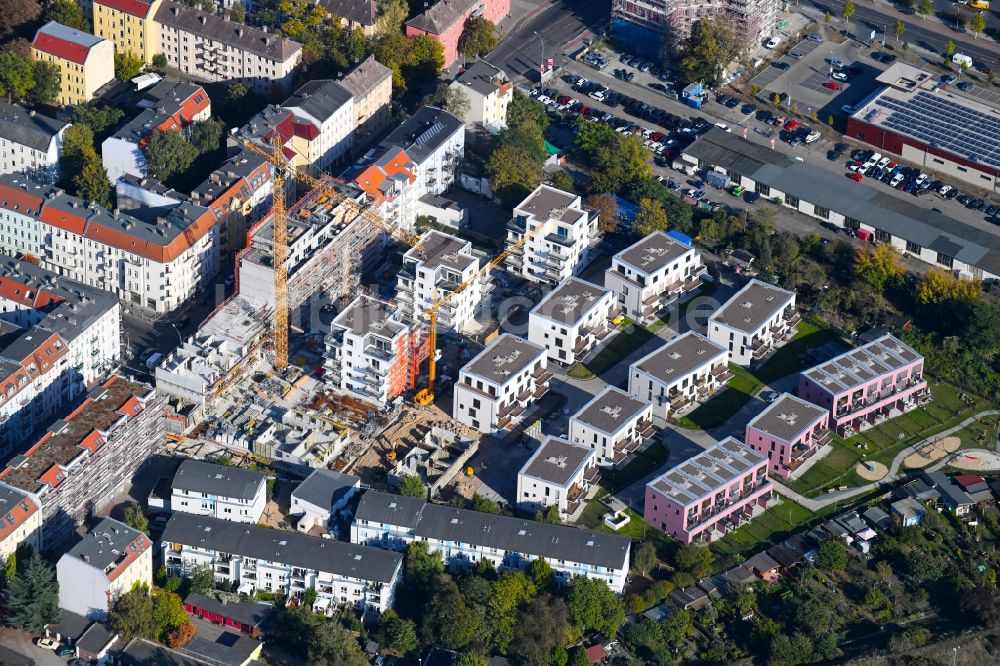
[716,94,732,104]
[756,109,773,122]
[649,82,667,92]
[958,82,974,91]
[774,61,790,70]
[957,194,975,206]
[943,189,959,200]
[725,97,740,108]
[744,191,761,204]
[742,103,757,115]
[56,646,76,657]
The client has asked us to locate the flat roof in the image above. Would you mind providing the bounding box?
[747,393,828,444]
[332,294,407,338]
[571,386,650,436]
[802,334,922,395]
[514,185,585,225]
[615,230,693,275]
[461,333,546,386]
[632,332,726,383]
[65,518,151,581]
[519,437,594,488]
[530,277,609,327]
[710,279,794,334]
[649,437,767,506]
[404,229,477,273]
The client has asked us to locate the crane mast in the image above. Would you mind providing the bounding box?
[271,135,289,371]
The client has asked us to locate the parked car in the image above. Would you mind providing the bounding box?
[829,59,845,68]
[823,81,840,90]
[741,103,757,115]
[765,37,781,48]
[958,81,974,91]
[848,172,863,182]
[56,646,76,657]
[831,71,849,82]
[806,33,823,42]
[760,391,780,403]
[774,61,790,70]
[942,74,958,85]
[36,638,60,650]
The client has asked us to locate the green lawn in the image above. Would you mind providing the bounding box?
[676,365,762,430]
[581,319,656,377]
[577,500,679,563]
[599,440,669,493]
[753,322,844,384]
[711,499,816,562]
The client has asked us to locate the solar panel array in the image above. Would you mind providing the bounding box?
[874,91,1000,168]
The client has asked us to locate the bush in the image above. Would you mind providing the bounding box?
[165,622,196,648]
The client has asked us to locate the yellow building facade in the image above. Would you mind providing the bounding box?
[32,21,116,106]
[93,0,161,64]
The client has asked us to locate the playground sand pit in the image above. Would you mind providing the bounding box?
[949,450,1000,472]
[855,460,888,481]
[903,436,960,468]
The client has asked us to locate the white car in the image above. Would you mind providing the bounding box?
[832,71,848,82]
[938,184,953,196]
[35,638,60,650]
[536,95,550,105]
[588,90,606,102]
[805,131,821,144]
[876,157,890,169]
[915,173,928,187]
[890,173,904,187]
[765,37,780,49]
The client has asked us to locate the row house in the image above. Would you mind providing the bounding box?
[798,334,928,436]
[452,333,551,434]
[351,490,631,592]
[93,0,160,63]
[516,437,599,520]
[527,277,616,366]
[396,229,491,333]
[506,185,601,286]
[569,386,655,467]
[645,437,774,543]
[628,332,731,420]
[707,279,798,367]
[0,376,165,551]
[57,518,152,621]
[338,56,393,153]
[162,512,402,613]
[324,295,421,408]
[0,102,68,183]
[156,1,302,95]
[0,177,58,267]
[0,483,41,564]
[170,459,267,524]
[31,21,115,106]
[405,0,511,68]
[0,256,121,454]
[449,60,513,130]
[604,230,705,325]
[745,393,832,478]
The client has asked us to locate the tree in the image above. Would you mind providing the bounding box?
[970,12,986,39]
[0,0,40,37]
[190,117,225,154]
[375,0,408,33]
[486,571,537,652]
[44,0,85,30]
[958,585,995,623]
[488,143,543,207]
[308,621,368,666]
[675,543,714,578]
[469,494,500,514]
[632,541,657,577]
[123,502,149,535]
[229,0,245,23]
[421,576,479,650]
[635,197,668,235]
[568,576,625,636]
[398,474,427,498]
[661,607,693,648]
[108,587,155,640]
[586,193,619,234]
[114,52,144,82]
[678,19,738,86]
[815,538,848,572]
[73,103,125,136]
[843,0,855,32]
[855,244,903,293]
[146,128,198,182]
[534,504,561,524]
[378,611,418,656]
[457,654,489,666]
[151,53,168,71]
[499,119,547,164]
[461,16,498,58]
[917,0,932,20]
[509,593,570,666]
[151,589,190,641]
[189,564,216,595]
[4,552,58,632]
[0,52,34,102]
[507,91,548,132]
[769,631,814,666]
[29,61,60,106]
[405,35,444,82]
[894,19,905,42]
[945,40,956,59]
[526,557,555,592]
[824,10,831,23]
[165,623,196,648]
[549,170,574,192]
[347,27,366,62]
[443,85,470,117]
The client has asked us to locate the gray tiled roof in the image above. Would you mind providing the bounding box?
[0,102,66,152]
[172,459,265,500]
[184,593,272,629]
[156,1,301,62]
[319,0,377,25]
[76,622,115,654]
[530,277,609,327]
[747,393,828,444]
[710,279,795,334]
[453,60,509,97]
[632,331,726,384]
[354,490,426,527]
[339,55,392,99]
[520,437,593,487]
[284,79,353,124]
[461,333,546,385]
[406,0,479,34]
[292,468,359,510]
[162,512,403,582]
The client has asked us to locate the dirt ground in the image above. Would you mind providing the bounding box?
[855,460,888,481]
[949,450,1000,471]
[903,436,960,468]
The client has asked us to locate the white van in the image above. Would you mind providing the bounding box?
[953,53,973,68]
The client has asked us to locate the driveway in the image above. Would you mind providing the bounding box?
[0,628,68,666]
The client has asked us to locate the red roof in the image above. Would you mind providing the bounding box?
[32,32,92,65]
[955,474,986,490]
[0,495,38,544]
[40,203,90,235]
[105,533,153,582]
[0,184,46,217]
[117,396,143,417]
[585,644,606,664]
[78,430,105,454]
[96,0,157,17]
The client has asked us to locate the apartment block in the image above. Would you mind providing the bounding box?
[611,0,777,55]
[569,386,655,467]
[320,0,378,35]
[0,484,41,563]
[517,437,598,520]
[528,277,616,366]
[170,459,267,523]
[282,79,355,171]
[31,21,115,106]
[453,333,551,434]
[351,147,421,232]
[449,60,513,130]
[351,490,631,592]
[645,437,773,543]
[156,1,302,94]
[102,80,212,184]
[745,393,832,478]
[162,512,402,613]
[0,103,68,183]
[396,230,489,333]
[798,335,929,436]
[0,256,121,454]
[93,0,161,63]
[604,230,705,325]
[57,518,152,620]
[378,106,464,199]
[0,176,55,260]
[338,56,392,151]
[707,279,798,366]
[324,295,421,407]
[506,185,601,285]
[628,332,731,420]
[405,0,511,68]
[0,376,165,551]
[290,469,360,532]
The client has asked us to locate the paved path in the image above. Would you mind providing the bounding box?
[774,409,1000,511]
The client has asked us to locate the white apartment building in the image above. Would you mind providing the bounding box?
[57,518,152,620]
[604,230,705,325]
[449,60,513,130]
[155,1,302,94]
[0,257,121,455]
[0,176,56,260]
[352,147,422,232]
[324,295,420,407]
[290,469,360,532]
[628,331,732,420]
[569,386,655,467]
[0,483,41,564]
[707,279,799,366]
[506,185,601,285]
[528,277,616,366]
[377,106,464,198]
[351,490,631,593]
[282,79,355,171]
[516,437,598,520]
[0,103,67,182]
[453,333,551,434]
[162,512,403,613]
[396,230,490,332]
[170,459,267,523]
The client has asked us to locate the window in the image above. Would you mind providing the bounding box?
[936,252,954,268]
[874,230,891,243]
[755,183,770,196]
[905,240,921,254]
[785,195,799,208]
[814,206,830,220]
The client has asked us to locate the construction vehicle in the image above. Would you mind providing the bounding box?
[966,0,989,11]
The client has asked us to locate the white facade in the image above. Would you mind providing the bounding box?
[0,104,66,182]
[378,107,464,199]
[707,279,798,366]
[604,230,706,324]
[282,80,355,172]
[528,277,616,366]
[452,333,551,434]
[569,386,655,467]
[170,460,267,524]
[0,484,41,564]
[628,331,731,419]
[506,185,601,285]
[449,60,513,130]
[516,437,597,519]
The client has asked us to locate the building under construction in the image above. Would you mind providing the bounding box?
[237,177,387,328]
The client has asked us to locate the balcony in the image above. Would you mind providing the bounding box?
[814,429,833,446]
[669,392,690,409]
[532,384,548,400]
[545,233,575,248]
[573,337,590,355]
[364,345,393,362]
[584,466,600,483]
[532,366,552,384]
[788,444,819,470]
[786,311,801,326]
[711,365,733,382]
[681,276,701,291]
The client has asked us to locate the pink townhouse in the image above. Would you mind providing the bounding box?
[405,0,512,69]
[644,437,773,544]
[745,393,832,478]
[798,335,929,436]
